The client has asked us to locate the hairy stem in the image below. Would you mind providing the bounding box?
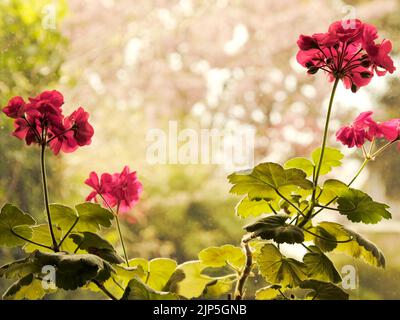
[40,143,59,252]
[234,238,252,300]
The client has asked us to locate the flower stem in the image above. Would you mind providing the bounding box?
[233,237,252,300]
[300,77,340,228]
[116,204,130,267]
[313,77,340,187]
[311,158,369,219]
[40,143,59,252]
[347,158,369,187]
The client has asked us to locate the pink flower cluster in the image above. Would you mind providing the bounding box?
[2,90,94,155]
[85,166,143,215]
[297,19,396,92]
[336,111,400,148]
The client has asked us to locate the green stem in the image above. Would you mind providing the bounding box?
[40,143,59,252]
[347,158,369,187]
[115,203,130,267]
[11,229,53,250]
[299,78,340,228]
[371,139,398,158]
[311,158,369,219]
[313,77,340,187]
[58,217,79,248]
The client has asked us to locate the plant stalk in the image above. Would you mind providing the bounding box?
[116,204,130,267]
[40,143,59,252]
[233,238,252,300]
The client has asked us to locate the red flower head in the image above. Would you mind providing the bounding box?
[297,19,396,92]
[2,90,94,155]
[336,111,378,148]
[337,112,400,149]
[2,96,26,119]
[85,166,143,221]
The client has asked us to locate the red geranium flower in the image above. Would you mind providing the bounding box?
[337,112,400,148]
[2,96,26,119]
[85,166,143,219]
[297,19,395,92]
[2,90,94,155]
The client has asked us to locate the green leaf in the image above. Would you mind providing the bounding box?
[69,232,124,264]
[317,179,347,204]
[0,258,40,280]
[284,158,314,177]
[75,203,114,231]
[228,162,313,200]
[257,244,307,288]
[170,261,216,299]
[85,264,145,299]
[0,204,36,247]
[300,280,349,300]
[122,278,178,300]
[48,204,78,231]
[255,285,282,300]
[147,259,178,291]
[337,188,391,224]
[235,196,279,218]
[244,214,304,244]
[203,277,233,298]
[198,245,245,269]
[1,250,114,290]
[303,246,341,283]
[50,203,114,233]
[310,222,385,268]
[2,274,48,300]
[23,224,61,253]
[126,258,178,291]
[312,147,343,175]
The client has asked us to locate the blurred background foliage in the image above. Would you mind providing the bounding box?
[0,0,400,299]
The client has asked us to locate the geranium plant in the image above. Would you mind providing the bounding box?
[0,19,398,300]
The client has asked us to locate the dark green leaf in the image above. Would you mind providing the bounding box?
[122,278,178,300]
[244,214,304,244]
[1,250,114,290]
[69,232,124,264]
[300,280,349,300]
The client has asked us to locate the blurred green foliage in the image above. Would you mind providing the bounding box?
[0,0,68,294]
[0,0,67,212]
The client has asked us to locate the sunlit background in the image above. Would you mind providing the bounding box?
[1,0,400,299]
